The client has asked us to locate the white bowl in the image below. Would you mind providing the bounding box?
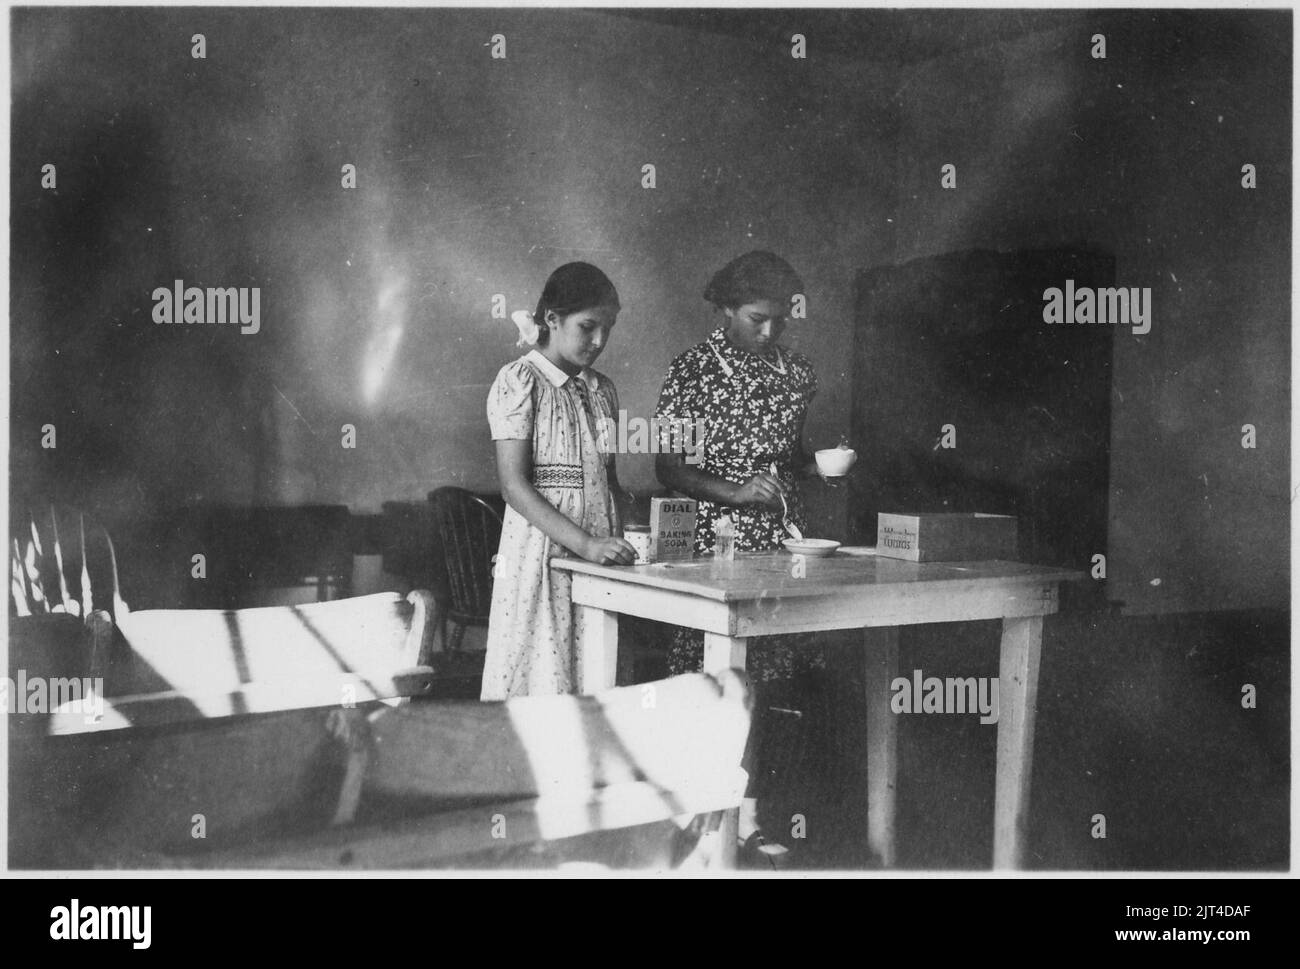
[815,447,857,476]
[782,538,841,557]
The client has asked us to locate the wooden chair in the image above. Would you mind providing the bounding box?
[427,487,503,653]
[9,505,129,622]
[9,589,440,868]
[6,611,115,697]
[13,669,751,871]
[9,507,126,717]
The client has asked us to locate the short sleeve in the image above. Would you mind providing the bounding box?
[791,351,818,402]
[654,352,705,452]
[593,372,619,418]
[486,361,537,440]
[589,372,620,465]
[654,353,699,422]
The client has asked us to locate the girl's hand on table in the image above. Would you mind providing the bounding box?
[582,536,638,566]
[733,472,786,512]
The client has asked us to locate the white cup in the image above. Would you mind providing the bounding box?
[815,447,858,477]
[623,526,651,564]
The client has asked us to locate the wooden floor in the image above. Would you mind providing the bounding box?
[748,609,1290,871]
[606,606,1288,871]
[24,606,1276,873]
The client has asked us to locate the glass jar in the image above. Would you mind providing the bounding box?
[623,524,651,565]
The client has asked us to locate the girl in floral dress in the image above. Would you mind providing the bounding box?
[654,250,824,863]
[481,263,636,701]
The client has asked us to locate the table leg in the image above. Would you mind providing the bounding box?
[994,614,1044,870]
[576,605,619,694]
[862,627,900,867]
[702,632,747,870]
[702,632,747,677]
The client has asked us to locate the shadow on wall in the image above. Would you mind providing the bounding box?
[12,96,280,517]
[12,7,888,519]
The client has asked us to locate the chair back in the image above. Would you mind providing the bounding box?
[428,487,502,624]
[9,505,128,622]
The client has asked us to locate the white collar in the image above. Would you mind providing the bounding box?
[525,349,597,390]
[706,329,785,377]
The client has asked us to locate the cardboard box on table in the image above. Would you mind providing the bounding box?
[649,498,697,563]
[876,512,1017,562]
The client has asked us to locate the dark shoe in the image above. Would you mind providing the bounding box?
[738,830,791,871]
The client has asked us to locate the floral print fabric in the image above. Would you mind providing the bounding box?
[654,326,824,681]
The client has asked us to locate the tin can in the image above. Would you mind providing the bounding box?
[623,525,651,565]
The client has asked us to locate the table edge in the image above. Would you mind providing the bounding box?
[551,556,1087,602]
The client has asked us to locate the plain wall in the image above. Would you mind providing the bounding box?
[11,9,1289,615]
[887,10,1290,613]
[11,8,892,522]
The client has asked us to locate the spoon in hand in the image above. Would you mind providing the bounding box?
[770,462,803,541]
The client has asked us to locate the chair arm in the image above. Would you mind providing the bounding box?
[405,589,438,667]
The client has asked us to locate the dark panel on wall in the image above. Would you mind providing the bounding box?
[850,248,1114,586]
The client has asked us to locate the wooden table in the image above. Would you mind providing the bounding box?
[552,551,1083,869]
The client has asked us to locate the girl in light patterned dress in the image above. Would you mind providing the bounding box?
[481,263,636,701]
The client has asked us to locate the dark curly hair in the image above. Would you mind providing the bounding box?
[703,250,804,311]
[533,262,620,345]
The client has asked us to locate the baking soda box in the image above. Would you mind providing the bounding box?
[649,497,698,562]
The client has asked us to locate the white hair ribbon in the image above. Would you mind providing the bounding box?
[511,309,540,348]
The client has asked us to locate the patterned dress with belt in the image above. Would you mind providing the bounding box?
[481,349,620,700]
[654,326,824,682]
